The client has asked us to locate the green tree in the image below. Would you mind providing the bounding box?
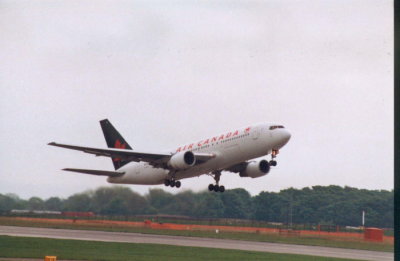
[0,194,22,213]
[27,197,44,210]
[252,192,282,222]
[1,185,393,228]
[63,193,92,212]
[146,189,174,214]
[193,192,224,218]
[44,197,63,211]
[221,188,252,219]
[169,190,197,216]
[91,186,148,215]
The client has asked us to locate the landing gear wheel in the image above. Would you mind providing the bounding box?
[170,180,176,187]
[208,184,214,191]
[175,181,181,188]
[208,171,225,192]
[164,179,170,186]
[269,160,277,166]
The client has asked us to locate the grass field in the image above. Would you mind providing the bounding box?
[0,236,360,261]
[0,217,393,252]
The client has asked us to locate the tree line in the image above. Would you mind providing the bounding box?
[0,185,393,228]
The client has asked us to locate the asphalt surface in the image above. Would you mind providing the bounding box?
[0,226,393,261]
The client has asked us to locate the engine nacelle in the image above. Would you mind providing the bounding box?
[168,151,196,170]
[239,160,270,178]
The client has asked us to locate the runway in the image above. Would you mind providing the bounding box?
[0,226,393,261]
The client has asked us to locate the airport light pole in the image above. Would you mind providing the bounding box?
[362,210,365,227]
[289,197,293,229]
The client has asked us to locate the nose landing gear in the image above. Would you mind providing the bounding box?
[269,149,279,166]
[208,171,225,193]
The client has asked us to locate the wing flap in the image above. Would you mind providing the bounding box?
[63,168,124,177]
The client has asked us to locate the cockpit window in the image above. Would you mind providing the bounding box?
[269,125,284,130]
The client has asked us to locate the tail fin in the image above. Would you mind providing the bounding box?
[100,119,132,170]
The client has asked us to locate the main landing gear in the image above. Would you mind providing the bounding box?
[164,179,181,188]
[269,149,279,167]
[208,171,225,193]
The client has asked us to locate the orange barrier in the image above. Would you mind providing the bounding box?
[364,227,384,241]
[11,217,393,242]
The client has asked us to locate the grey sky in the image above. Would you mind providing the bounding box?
[0,0,393,199]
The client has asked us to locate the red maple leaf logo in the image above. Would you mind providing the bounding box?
[114,140,126,149]
[245,127,251,133]
[113,140,126,162]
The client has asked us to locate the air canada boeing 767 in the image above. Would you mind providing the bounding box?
[49,119,291,193]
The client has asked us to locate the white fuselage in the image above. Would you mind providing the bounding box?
[107,123,291,185]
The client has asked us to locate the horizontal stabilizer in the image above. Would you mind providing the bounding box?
[62,168,124,177]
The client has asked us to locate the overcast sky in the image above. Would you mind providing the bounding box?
[0,0,393,200]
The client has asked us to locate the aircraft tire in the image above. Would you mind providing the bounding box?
[170,180,176,187]
[175,181,181,188]
[164,179,170,186]
[219,185,225,193]
[270,160,277,166]
[208,184,214,191]
[213,185,220,192]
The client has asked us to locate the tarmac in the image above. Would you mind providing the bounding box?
[0,225,394,261]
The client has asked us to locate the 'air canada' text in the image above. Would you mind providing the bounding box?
[176,127,251,152]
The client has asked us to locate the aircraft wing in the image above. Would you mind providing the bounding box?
[63,168,125,177]
[48,142,215,168]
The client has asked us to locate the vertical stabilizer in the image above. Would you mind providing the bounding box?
[100,119,132,170]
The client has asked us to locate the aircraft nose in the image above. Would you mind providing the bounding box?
[276,129,291,147]
[282,129,291,143]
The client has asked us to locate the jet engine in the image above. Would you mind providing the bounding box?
[239,160,270,178]
[168,151,196,169]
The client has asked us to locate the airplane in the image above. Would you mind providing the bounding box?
[48,119,291,193]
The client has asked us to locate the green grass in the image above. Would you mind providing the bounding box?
[0,217,393,252]
[0,236,359,261]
